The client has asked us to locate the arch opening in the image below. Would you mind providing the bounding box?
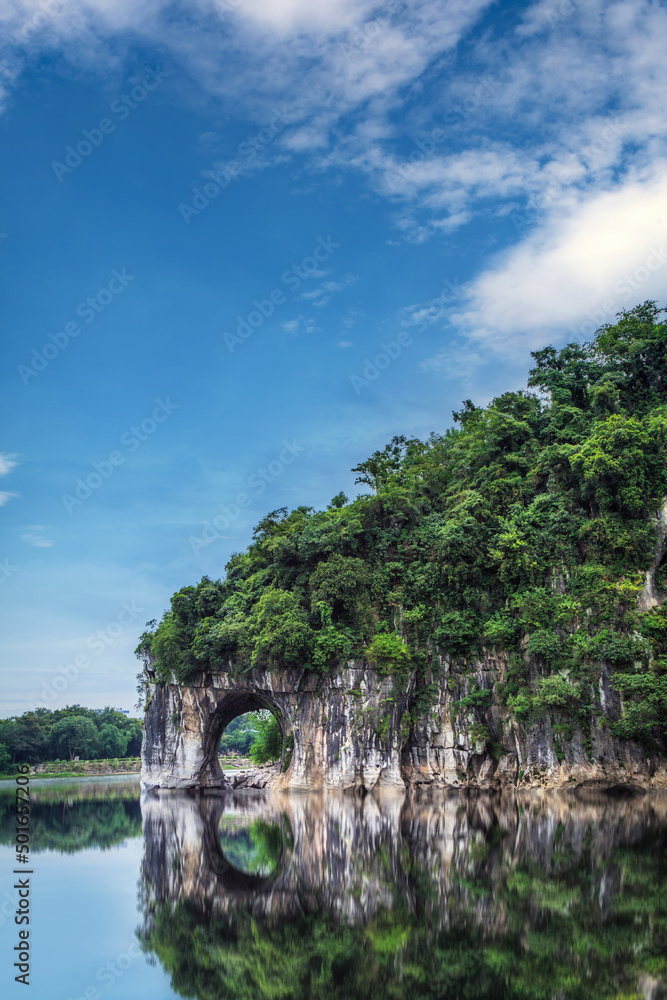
[205,692,292,782]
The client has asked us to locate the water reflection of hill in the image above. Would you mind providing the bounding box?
[139,789,667,1000]
[0,778,141,852]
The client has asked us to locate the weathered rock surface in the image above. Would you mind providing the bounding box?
[141,665,408,792]
[639,499,667,611]
[140,655,666,792]
[405,652,667,792]
[228,763,281,789]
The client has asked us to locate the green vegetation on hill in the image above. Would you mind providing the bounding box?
[137,303,667,747]
[0,705,142,766]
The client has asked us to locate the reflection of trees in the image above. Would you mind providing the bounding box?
[141,833,667,1000]
[0,781,141,852]
[140,792,667,1000]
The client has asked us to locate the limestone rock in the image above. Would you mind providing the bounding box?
[140,657,666,792]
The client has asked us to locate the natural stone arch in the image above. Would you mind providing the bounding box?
[141,664,409,792]
[141,653,667,792]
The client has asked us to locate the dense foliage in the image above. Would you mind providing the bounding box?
[0,705,143,766]
[219,713,259,755]
[138,304,667,746]
[247,711,283,765]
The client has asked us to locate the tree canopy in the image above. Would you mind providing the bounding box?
[0,706,142,766]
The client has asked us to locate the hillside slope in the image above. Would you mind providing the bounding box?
[138,303,667,764]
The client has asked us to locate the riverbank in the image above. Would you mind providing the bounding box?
[0,753,254,782]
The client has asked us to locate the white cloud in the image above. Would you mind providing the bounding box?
[306,0,667,242]
[22,531,54,548]
[229,0,366,35]
[0,453,18,506]
[0,452,17,476]
[323,275,356,292]
[442,163,667,356]
[281,315,317,335]
[0,0,494,130]
[3,0,666,256]
[341,309,362,329]
[299,273,357,307]
[3,0,667,340]
[419,345,484,391]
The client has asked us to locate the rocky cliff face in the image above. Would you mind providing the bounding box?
[406,651,666,791]
[141,651,666,792]
[141,664,409,792]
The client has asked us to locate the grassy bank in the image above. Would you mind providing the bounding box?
[0,752,254,782]
[0,757,141,781]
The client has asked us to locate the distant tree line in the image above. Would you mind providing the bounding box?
[0,704,282,772]
[0,705,143,767]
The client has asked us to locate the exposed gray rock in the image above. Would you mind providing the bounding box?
[141,664,409,792]
[140,655,666,792]
[638,499,667,611]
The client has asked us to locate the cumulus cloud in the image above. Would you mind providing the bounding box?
[424,163,667,361]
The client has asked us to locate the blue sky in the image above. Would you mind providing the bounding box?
[1,0,666,715]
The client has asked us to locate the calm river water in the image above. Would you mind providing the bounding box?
[1,775,666,999]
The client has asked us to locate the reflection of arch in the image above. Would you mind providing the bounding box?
[201,795,291,893]
[200,692,293,786]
